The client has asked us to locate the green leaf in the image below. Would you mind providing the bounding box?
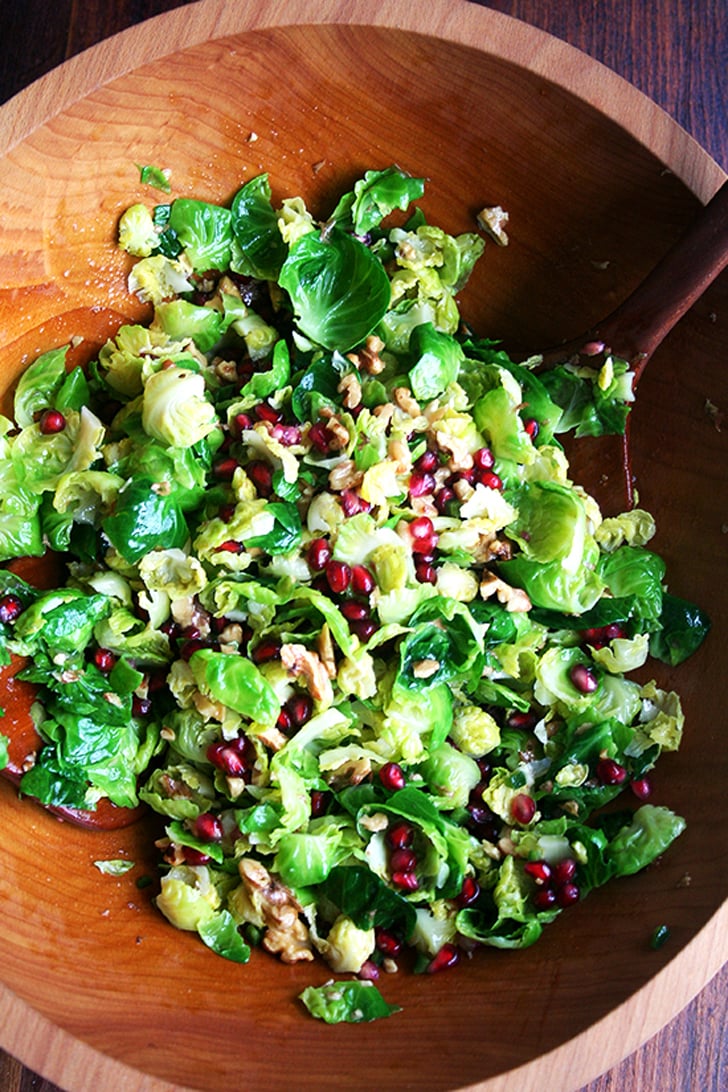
[13,346,69,428]
[198,909,251,963]
[650,593,711,665]
[299,980,400,1024]
[168,198,233,272]
[329,167,425,236]
[137,163,171,193]
[279,226,391,351]
[189,648,279,722]
[101,477,189,563]
[230,173,288,280]
[321,864,417,936]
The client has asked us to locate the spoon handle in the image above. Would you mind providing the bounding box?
[539,178,728,375]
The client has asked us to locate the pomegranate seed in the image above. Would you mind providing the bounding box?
[277,707,293,733]
[510,793,536,825]
[213,456,238,480]
[472,447,495,471]
[308,420,334,453]
[375,928,403,956]
[251,638,280,664]
[556,882,581,908]
[215,539,244,554]
[415,560,438,584]
[310,790,329,817]
[207,741,247,777]
[38,408,66,434]
[409,469,436,497]
[534,887,557,911]
[454,466,476,486]
[387,822,414,849]
[132,695,152,717]
[218,503,236,522]
[287,693,314,728]
[247,460,273,496]
[180,639,207,661]
[271,423,302,446]
[341,489,370,516]
[596,757,628,785]
[192,813,224,842]
[415,450,439,473]
[325,559,351,594]
[426,943,460,973]
[0,593,23,624]
[233,411,253,434]
[181,846,211,866]
[603,622,626,640]
[456,875,480,907]
[524,860,552,886]
[523,418,540,439]
[358,959,380,981]
[350,618,377,642]
[390,847,417,872]
[434,486,457,515]
[569,663,599,694]
[350,564,375,595]
[391,870,419,891]
[631,775,653,800]
[476,469,503,490]
[408,516,437,555]
[254,401,282,424]
[552,858,577,887]
[307,537,332,571]
[341,601,369,623]
[467,799,496,828]
[379,762,406,791]
[93,648,116,674]
[507,711,537,730]
[475,759,493,782]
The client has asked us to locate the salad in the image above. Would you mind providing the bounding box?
[0,167,710,1023]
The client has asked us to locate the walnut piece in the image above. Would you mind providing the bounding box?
[238,858,313,964]
[280,643,334,704]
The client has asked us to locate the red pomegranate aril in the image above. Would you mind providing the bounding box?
[476,469,503,491]
[132,695,152,717]
[215,539,244,554]
[390,847,417,872]
[358,959,380,982]
[375,928,403,956]
[251,638,281,664]
[391,870,419,892]
[207,741,247,777]
[415,450,439,473]
[325,559,352,595]
[552,858,577,887]
[569,663,599,694]
[603,622,626,640]
[247,459,273,497]
[426,943,460,974]
[0,593,23,624]
[533,887,557,911]
[596,757,628,785]
[38,408,66,434]
[307,537,332,571]
[213,456,238,480]
[510,792,536,825]
[287,693,314,728]
[409,469,436,497]
[408,516,438,555]
[341,489,371,516]
[456,875,480,907]
[415,560,438,585]
[350,564,375,595]
[181,846,212,866]
[309,420,334,453]
[341,601,369,623]
[379,762,406,791]
[310,790,329,818]
[254,401,282,424]
[556,882,581,908]
[93,648,116,674]
[218,503,236,523]
[233,411,253,435]
[524,860,552,886]
[630,775,653,800]
[350,618,377,642]
[271,423,302,446]
[387,821,414,849]
[472,446,495,471]
[523,417,540,439]
[434,486,458,515]
[276,707,293,733]
[507,711,537,730]
[192,812,224,842]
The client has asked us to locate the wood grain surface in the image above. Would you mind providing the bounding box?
[0,3,725,1091]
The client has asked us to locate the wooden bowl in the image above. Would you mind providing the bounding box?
[0,2,726,1089]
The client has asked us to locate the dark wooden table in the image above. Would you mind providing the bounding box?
[0,3,725,1091]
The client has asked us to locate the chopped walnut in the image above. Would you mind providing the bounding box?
[338,372,362,409]
[214,357,238,383]
[257,726,289,752]
[412,658,440,679]
[479,572,532,612]
[280,643,334,704]
[392,386,421,418]
[359,811,389,833]
[317,623,337,679]
[171,596,211,638]
[326,756,372,788]
[318,407,350,451]
[191,691,227,721]
[347,334,386,375]
[477,204,510,246]
[238,858,313,964]
[433,428,474,470]
[328,458,363,492]
[387,438,412,475]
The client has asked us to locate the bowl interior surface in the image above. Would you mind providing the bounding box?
[0,10,726,1092]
